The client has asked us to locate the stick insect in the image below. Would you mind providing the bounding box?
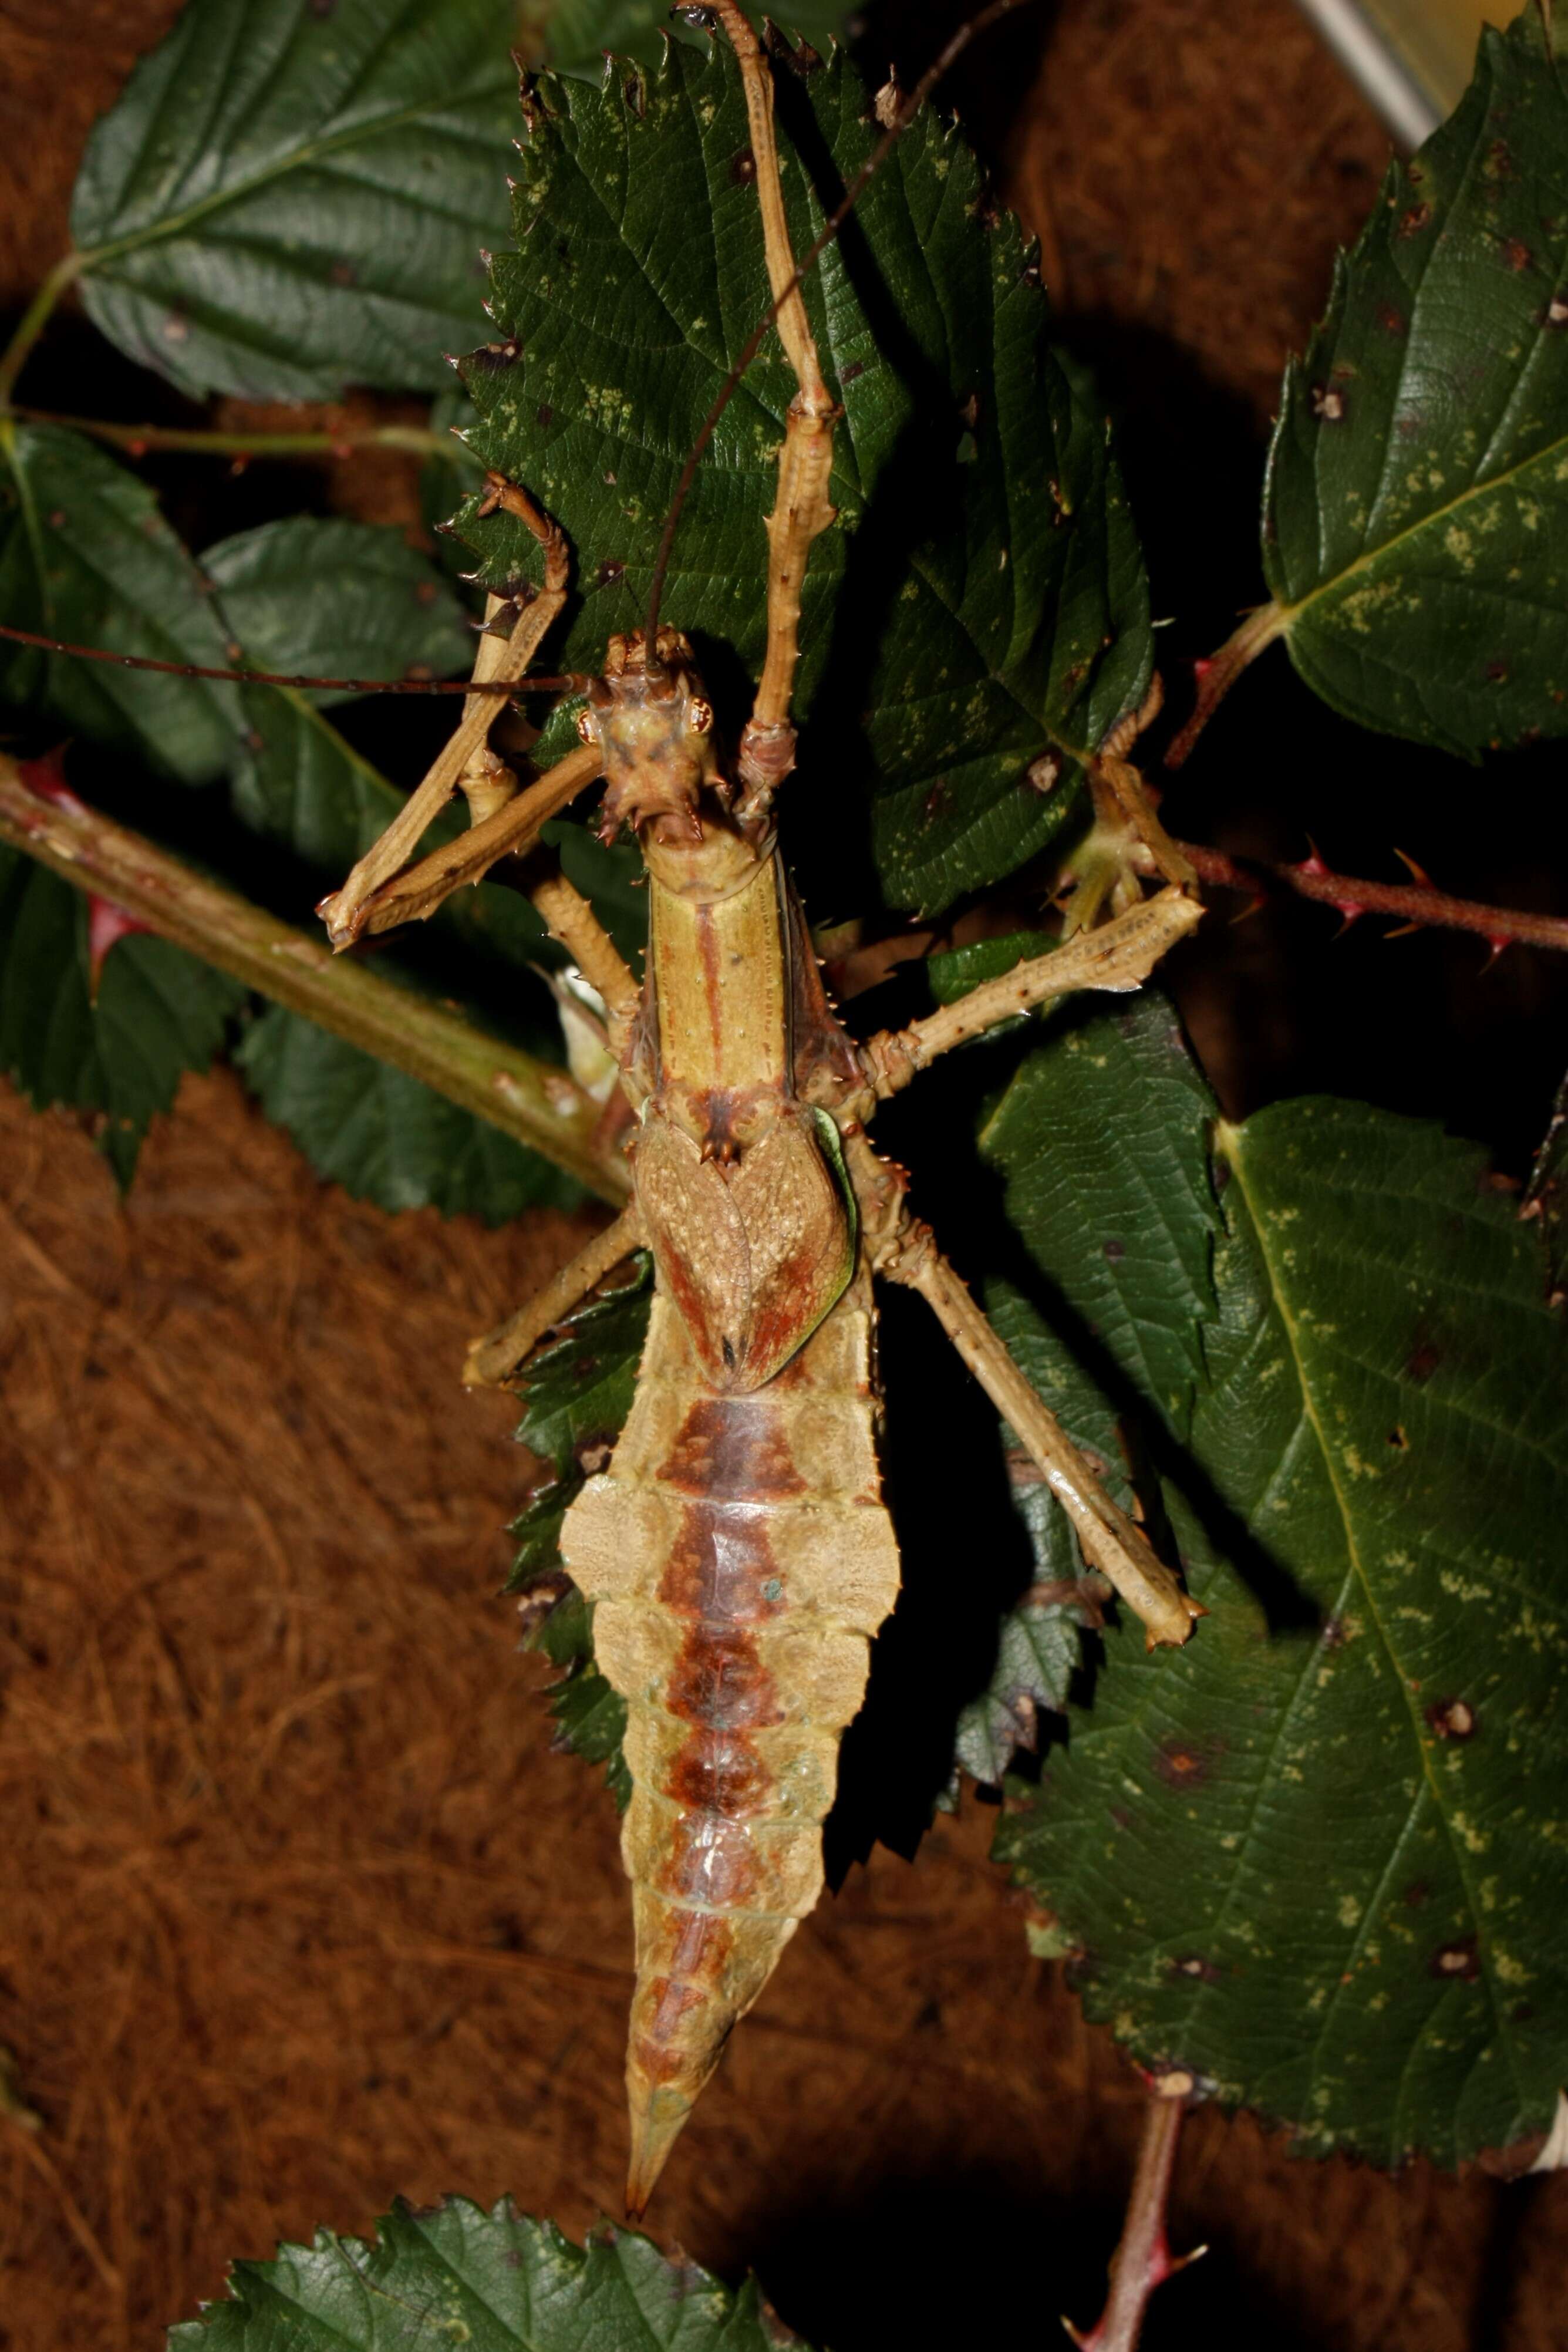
[4,0,1204,2216]
[312,2,1204,2212]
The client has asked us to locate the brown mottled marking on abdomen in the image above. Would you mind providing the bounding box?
[561,1262,901,2158]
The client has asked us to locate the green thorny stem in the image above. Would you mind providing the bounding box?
[0,754,630,1205]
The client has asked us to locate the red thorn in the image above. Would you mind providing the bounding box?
[1293,850,1330,879]
[1393,846,1434,888]
[86,895,154,1003]
[126,437,149,460]
[20,747,85,813]
[1192,656,1213,680]
[1484,935,1511,967]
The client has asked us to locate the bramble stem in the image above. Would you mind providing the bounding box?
[0,754,630,1204]
[1172,837,1568,955]
[9,405,450,463]
[0,254,85,406]
[1064,2083,1205,2351]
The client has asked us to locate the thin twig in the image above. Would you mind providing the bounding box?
[1172,837,1568,954]
[0,753,630,1202]
[10,404,451,463]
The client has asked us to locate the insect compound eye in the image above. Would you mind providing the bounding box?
[575,706,599,746]
[686,697,714,736]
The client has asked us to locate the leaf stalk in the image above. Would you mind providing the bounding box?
[0,252,85,406]
[1064,2081,1205,2351]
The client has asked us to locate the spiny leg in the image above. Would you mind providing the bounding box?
[526,860,641,1044]
[319,476,582,948]
[710,1,839,816]
[332,740,603,942]
[851,885,1202,1104]
[847,1133,1201,1649]
[464,1201,648,1390]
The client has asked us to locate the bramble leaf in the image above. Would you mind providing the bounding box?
[992,1067,1568,2168]
[167,2196,809,2350]
[1523,1068,1568,1304]
[505,1265,652,1808]
[1263,8,1568,757]
[235,1005,583,1221]
[70,0,520,400]
[0,841,245,1187]
[0,422,243,782]
[455,35,1151,917]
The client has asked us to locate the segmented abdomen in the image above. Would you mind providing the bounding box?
[561,1262,898,2205]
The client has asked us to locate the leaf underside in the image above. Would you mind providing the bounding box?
[1265,8,1568,757]
[454,35,1151,917]
[167,2196,810,2350]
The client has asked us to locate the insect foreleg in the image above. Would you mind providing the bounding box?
[707,2,838,816]
[463,1202,648,1389]
[853,886,1202,1103]
[319,475,575,948]
[324,742,603,942]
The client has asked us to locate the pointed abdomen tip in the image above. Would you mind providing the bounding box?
[625,2084,696,2218]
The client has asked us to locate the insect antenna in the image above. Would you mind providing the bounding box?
[643,0,1036,648]
[0,621,587,698]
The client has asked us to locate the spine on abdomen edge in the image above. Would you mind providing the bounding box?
[561,1265,899,2206]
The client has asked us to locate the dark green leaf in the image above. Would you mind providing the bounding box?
[993,1073,1568,2166]
[1264,8,1568,757]
[926,928,1055,1003]
[0,423,242,781]
[167,2196,809,2350]
[205,514,475,865]
[541,4,852,78]
[455,38,1151,916]
[235,1003,582,1219]
[507,1266,651,1807]
[0,843,245,1185]
[511,1265,652,1474]
[70,0,520,401]
[979,990,1220,1422]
